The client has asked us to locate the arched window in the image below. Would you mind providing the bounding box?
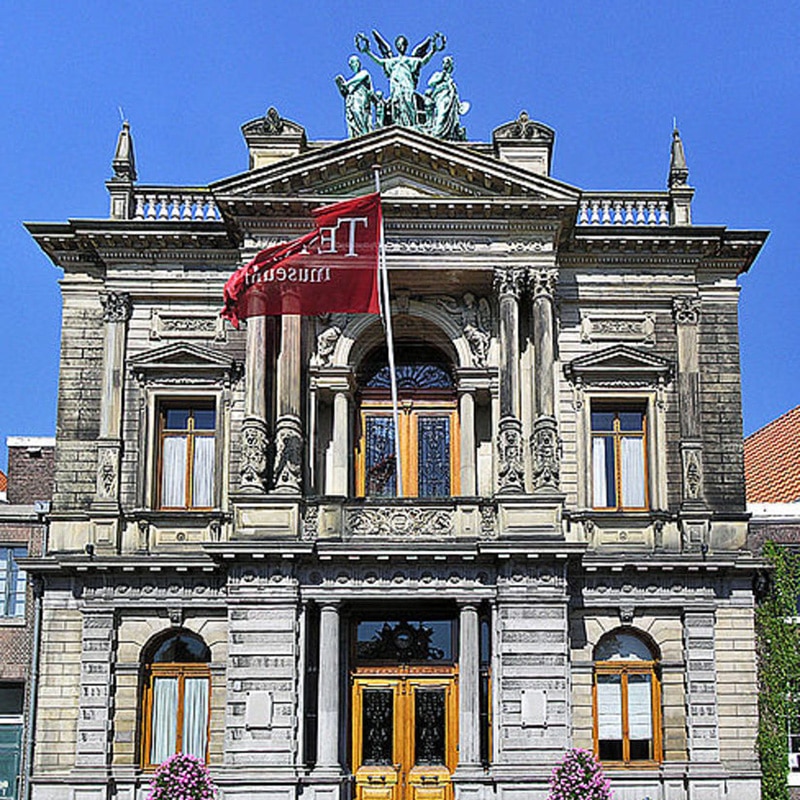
[593,630,661,766]
[356,344,459,498]
[141,630,211,768]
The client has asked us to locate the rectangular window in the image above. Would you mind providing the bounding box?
[157,404,216,510]
[591,407,647,510]
[0,550,26,619]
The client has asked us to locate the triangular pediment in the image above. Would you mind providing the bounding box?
[565,345,673,384]
[211,125,580,205]
[128,342,240,383]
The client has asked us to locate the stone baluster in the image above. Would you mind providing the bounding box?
[494,267,525,493]
[273,313,303,493]
[530,268,561,493]
[240,316,269,492]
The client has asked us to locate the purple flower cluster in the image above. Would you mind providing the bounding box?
[548,748,613,800]
[147,753,218,800]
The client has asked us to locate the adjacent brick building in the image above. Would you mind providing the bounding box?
[0,437,54,800]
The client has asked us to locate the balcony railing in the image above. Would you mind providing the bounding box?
[131,187,221,222]
[577,193,671,226]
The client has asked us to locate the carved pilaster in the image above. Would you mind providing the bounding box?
[95,442,121,502]
[531,416,560,492]
[673,296,700,326]
[240,416,269,492]
[273,414,303,494]
[496,416,525,494]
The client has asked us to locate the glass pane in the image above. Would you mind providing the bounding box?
[192,436,215,508]
[0,724,21,800]
[161,436,187,507]
[591,411,615,432]
[8,551,25,619]
[595,633,654,662]
[0,553,8,617]
[592,437,616,508]
[618,411,645,432]
[418,416,450,497]
[620,436,646,508]
[152,635,210,664]
[165,409,190,430]
[365,416,396,497]
[356,620,453,662]
[151,677,179,765]
[0,687,24,716]
[628,673,653,758]
[361,689,394,765]
[182,678,209,760]
[597,673,623,758]
[193,409,216,431]
[415,688,446,766]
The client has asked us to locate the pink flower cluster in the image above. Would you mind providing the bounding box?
[147,753,218,800]
[548,748,613,800]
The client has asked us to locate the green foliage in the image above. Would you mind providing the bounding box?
[756,541,800,800]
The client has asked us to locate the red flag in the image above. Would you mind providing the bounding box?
[221,193,381,326]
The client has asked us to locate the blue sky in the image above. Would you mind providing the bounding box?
[0,0,797,465]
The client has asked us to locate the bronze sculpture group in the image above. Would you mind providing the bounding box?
[335,30,470,141]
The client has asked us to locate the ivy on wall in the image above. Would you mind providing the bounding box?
[756,541,800,800]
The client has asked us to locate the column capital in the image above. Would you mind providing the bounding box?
[528,267,558,301]
[673,296,701,326]
[101,291,132,323]
[493,267,525,300]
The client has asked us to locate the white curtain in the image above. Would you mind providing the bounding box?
[192,437,215,507]
[592,438,609,507]
[628,674,653,739]
[620,436,645,508]
[596,676,622,739]
[151,677,178,765]
[162,436,187,507]
[12,554,25,616]
[182,677,209,760]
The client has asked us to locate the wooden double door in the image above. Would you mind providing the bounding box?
[352,670,458,800]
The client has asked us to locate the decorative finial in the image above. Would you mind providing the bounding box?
[668,124,689,188]
[111,119,137,182]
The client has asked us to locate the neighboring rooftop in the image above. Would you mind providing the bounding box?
[744,405,800,503]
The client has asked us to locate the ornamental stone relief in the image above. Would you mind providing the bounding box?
[529,268,558,300]
[581,573,718,601]
[580,313,656,345]
[312,313,348,367]
[240,417,269,492]
[531,416,560,491]
[101,291,132,323]
[493,267,525,300]
[150,309,225,341]
[95,446,119,500]
[436,293,491,367]
[497,416,525,493]
[298,562,492,589]
[345,506,455,538]
[673,296,701,326]
[79,572,226,603]
[273,415,303,493]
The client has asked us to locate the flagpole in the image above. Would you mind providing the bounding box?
[373,166,404,498]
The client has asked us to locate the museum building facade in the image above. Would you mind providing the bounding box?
[24,66,767,800]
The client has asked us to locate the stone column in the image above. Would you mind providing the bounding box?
[493,268,525,494]
[316,603,341,770]
[328,384,352,496]
[75,610,116,770]
[530,268,560,493]
[458,388,477,496]
[457,603,481,769]
[240,316,269,492]
[673,297,706,523]
[274,313,303,493]
[94,292,131,511]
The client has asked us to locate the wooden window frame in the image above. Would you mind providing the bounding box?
[590,405,649,512]
[156,401,217,511]
[356,395,460,499]
[141,662,211,769]
[0,548,26,619]
[593,660,661,768]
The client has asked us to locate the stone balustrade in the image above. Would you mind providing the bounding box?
[131,188,221,221]
[577,193,671,226]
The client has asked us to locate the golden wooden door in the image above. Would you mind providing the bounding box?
[352,674,458,800]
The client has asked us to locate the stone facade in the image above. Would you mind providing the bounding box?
[24,103,768,800]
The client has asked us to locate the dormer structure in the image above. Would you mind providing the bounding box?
[24,40,767,800]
